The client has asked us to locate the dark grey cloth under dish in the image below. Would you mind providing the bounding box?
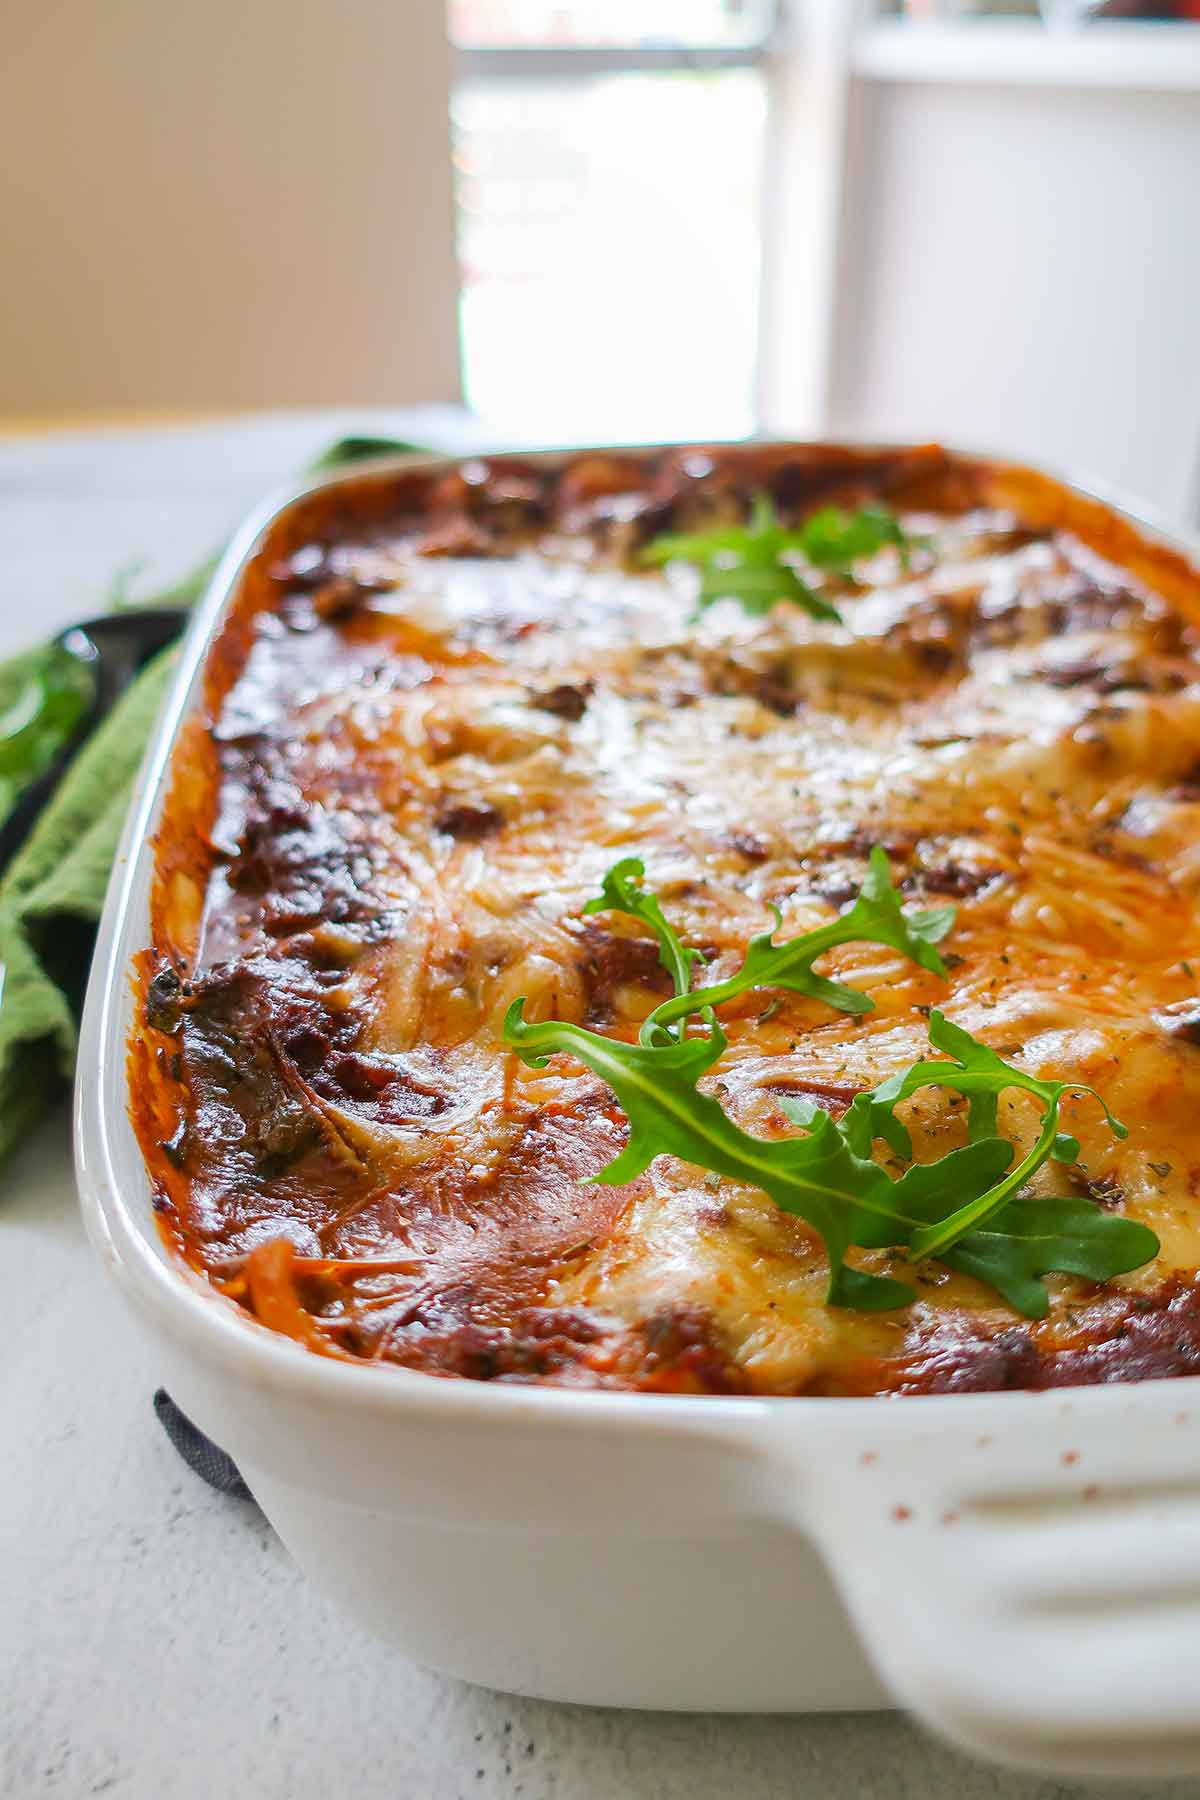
[153,1390,255,1502]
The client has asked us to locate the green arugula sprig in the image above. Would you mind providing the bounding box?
[837,1011,1127,1258]
[504,855,1157,1317]
[801,505,911,575]
[649,847,953,1035]
[583,849,951,1045]
[639,495,913,624]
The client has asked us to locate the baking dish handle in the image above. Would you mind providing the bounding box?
[773,1393,1200,1780]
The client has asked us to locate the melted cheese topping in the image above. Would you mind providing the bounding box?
[131,447,1200,1394]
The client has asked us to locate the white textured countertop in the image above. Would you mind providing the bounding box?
[1,414,1189,1800]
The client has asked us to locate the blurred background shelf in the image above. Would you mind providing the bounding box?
[853,17,1200,86]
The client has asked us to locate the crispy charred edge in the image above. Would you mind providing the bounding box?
[978,460,1200,628]
[127,948,192,1252]
[341,1291,746,1391]
[550,441,950,543]
[852,1278,1200,1396]
[128,951,366,1362]
[176,445,1200,715]
[128,938,744,1387]
[626,1303,750,1395]
[259,444,1200,622]
[147,709,219,965]
[225,1244,750,1388]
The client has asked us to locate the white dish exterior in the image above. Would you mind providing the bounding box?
[75,447,1200,1780]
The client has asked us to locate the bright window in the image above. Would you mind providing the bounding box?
[449,3,774,440]
[450,1,773,49]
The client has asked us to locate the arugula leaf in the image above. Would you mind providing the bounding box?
[640,495,915,624]
[798,506,911,576]
[647,847,953,1034]
[582,858,701,1038]
[842,1009,1128,1260]
[829,1130,1017,1249]
[641,494,840,624]
[505,1003,918,1310]
[785,1086,1158,1316]
[938,1198,1161,1321]
[696,558,839,623]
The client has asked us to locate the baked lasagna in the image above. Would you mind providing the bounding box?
[130,443,1200,1395]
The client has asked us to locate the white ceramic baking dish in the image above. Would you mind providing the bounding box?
[75,446,1200,1780]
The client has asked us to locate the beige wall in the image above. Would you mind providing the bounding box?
[1,0,461,414]
[827,78,1200,522]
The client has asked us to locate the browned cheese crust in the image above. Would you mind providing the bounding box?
[128,444,1200,1394]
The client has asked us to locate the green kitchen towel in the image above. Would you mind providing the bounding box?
[0,434,427,1173]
